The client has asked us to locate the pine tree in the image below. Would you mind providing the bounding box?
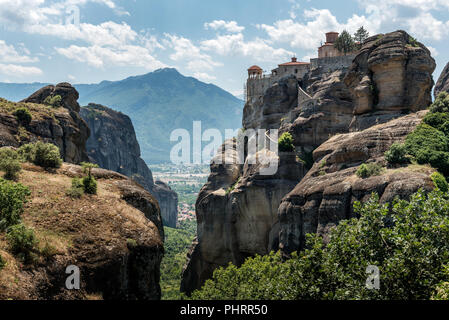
[334,30,355,55]
[353,26,369,48]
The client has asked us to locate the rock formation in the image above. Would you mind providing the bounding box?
[181,30,437,294]
[0,82,90,163]
[80,103,178,227]
[278,112,434,255]
[435,62,449,97]
[0,163,164,300]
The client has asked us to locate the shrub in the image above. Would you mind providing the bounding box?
[430,92,449,113]
[17,143,36,162]
[423,112,449,133]
[278,132,295,152]
[66,178,84,199]
[431,172,448,192]
[33,142,62,168]
[0,178,30,230]
[405,124,448,155]
[13,107,32,126]
[191,189,449,300]
[0,254,5,270]
[82,176,97,195]
[356,163,383,178]
[384,143,409,165]
[0,148,21,180]
[7,223,38,264]
[44,95,62,107]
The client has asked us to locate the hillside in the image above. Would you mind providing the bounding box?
[0,69,244,163]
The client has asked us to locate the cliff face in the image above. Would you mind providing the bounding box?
[181,30,436,294]
[80,103,178,228]
[435,62,449,97]
[0,163,164,300]
[0,83,89,163]
[278,112,434,255]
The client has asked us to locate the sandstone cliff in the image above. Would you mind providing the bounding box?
[80,103,178,227]
[0,163,164,300]
[435,62,449,97]
[181,30,436,294]
[0,83,89,164]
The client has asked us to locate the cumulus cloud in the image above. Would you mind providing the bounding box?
[0,63,42,76]
[0,40,38,63]
[201,33,294,63]
[204,20,245,33]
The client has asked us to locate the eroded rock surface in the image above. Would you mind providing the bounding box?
[278,111,434,255]
[435,62,449,97]
[80,103,178,227]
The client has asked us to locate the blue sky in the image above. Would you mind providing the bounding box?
[0,0,448,96]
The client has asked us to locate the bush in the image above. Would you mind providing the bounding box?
[66,178,84,199]
[43,95,62,107]
[82,176,97,195]
[191,189,449,300]
[33,142,62,168]
[0,254,5,270]
[0,179,30,230]
[13,107,32,126]
[17,143,36,162]
[423,112,449,134]
[431,172,448,192]
[0,148,21,180]
[7,223,38,264]
[430,92,449,113]
[356,163,383,178]
[278,132,295,152]
[384,143,408,165]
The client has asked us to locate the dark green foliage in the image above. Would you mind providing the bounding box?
[384,143,409,164]
[356,163,383,178]
[66,178,84,199]
[161,219,196,300]
[278,132,295,152]
[7,223,38,264]
[0,254,5,270]
[298,150,315,170]
[82,176,97,195]
[408,36,420,48]
[334,30,356,55]
[423,112,449,134]
[430,92,449,113]
[0,178,30,230]
[0,148,22,180]
[353,26,369,48]
[13,107,32,126]
[191,190,449,300]
[33,142,62,169]
[17,143,36,163]
[431,172,448,192]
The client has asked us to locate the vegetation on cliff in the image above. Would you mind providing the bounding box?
[191,187,449,300]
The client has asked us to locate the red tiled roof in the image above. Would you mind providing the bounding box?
[248,65,263,71]
[278,61,310,66]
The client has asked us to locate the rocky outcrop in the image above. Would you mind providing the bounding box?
[435,62,449,97]
[80,103,178,228]
[181,139,304,294]
[181,30,437,294]
[0,162,164,300]
[344,30,435,131]
[0,83,90,163]
[278,111,434,255]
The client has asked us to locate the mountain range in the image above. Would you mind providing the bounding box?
[0,68,243,163]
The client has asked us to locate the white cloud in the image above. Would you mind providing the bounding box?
[204,20,245,33]
[0,63,42,76]
[406,12,449,41]
[56,44,166,69]
[201,33,294,63]
[193,72,216,82]
[0,40,38,63]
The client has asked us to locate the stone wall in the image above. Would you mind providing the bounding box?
[310,55,356,72]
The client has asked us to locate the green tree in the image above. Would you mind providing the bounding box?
[0,178,30,230]
[278,132,295,152]
[0,148,22,180]
[33,142,62,169]
[334,30,356,55]
[81,162,99,195]
[353,26,370,48]
[13,107,32,126]
[7,223,38,264]
[384,143,409,165]
[191,189,449,300]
